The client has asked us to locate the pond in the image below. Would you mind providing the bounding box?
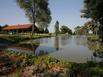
[3,35,103,63]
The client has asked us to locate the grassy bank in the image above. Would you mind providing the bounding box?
[0,33,52,44]
[87,35,99,41]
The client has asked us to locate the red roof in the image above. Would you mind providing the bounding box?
[3,24,32,30]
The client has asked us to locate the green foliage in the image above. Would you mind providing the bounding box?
[60,25,72,34]
[37,22,49,33]
[4,50,70,67]
[74,25,90,35]
[70,62,103,77]
[85,20,99,35]
[34,55,70,67]
[4,50,36,67]
[81,0,103,20]
[74,21,99,35]
[74,26,82,35]
[16,0,51,23]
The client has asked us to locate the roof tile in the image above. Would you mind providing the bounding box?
[3,24,32,30]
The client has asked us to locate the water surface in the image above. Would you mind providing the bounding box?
[5,35,103,63]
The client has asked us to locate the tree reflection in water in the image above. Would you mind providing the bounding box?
[30,39,40,54]
[61,35,70,46]
[54,36,59,51]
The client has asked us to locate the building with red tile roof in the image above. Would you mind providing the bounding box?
[3,24,39,33]
[2,24,44,33]
[3,24,32,30]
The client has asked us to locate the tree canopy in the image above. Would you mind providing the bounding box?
[74,26,88,35]
[84,21,98,34]
[16,0,52,34]
[81,0,103,20]
[60,25,72,34]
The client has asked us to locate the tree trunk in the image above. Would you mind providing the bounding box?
[31,0,36,38]
[31,20,35,37]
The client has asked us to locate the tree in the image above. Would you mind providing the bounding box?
[38,28,44,33]
[3,24,8,28]
[16,0,52,35]
[54,21,59,36]
[60,25,72,34]
[74,26,80,35]
[84,21,98,35]
[74,26,85,35]
[37,22,49,33]
[44,27,49,33]
[81,0,103,39]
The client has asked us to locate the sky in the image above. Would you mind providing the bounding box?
[0,0,88,32]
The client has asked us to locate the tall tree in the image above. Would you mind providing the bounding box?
[54,21,59,36]
[16,0,52,35]
[81,0,103,39]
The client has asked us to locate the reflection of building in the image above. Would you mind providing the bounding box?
[3,24,38,33]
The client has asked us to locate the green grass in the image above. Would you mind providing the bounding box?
[0,33,52,45]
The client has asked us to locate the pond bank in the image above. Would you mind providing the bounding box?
[0,50,103,77]
[87,35,99,41]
